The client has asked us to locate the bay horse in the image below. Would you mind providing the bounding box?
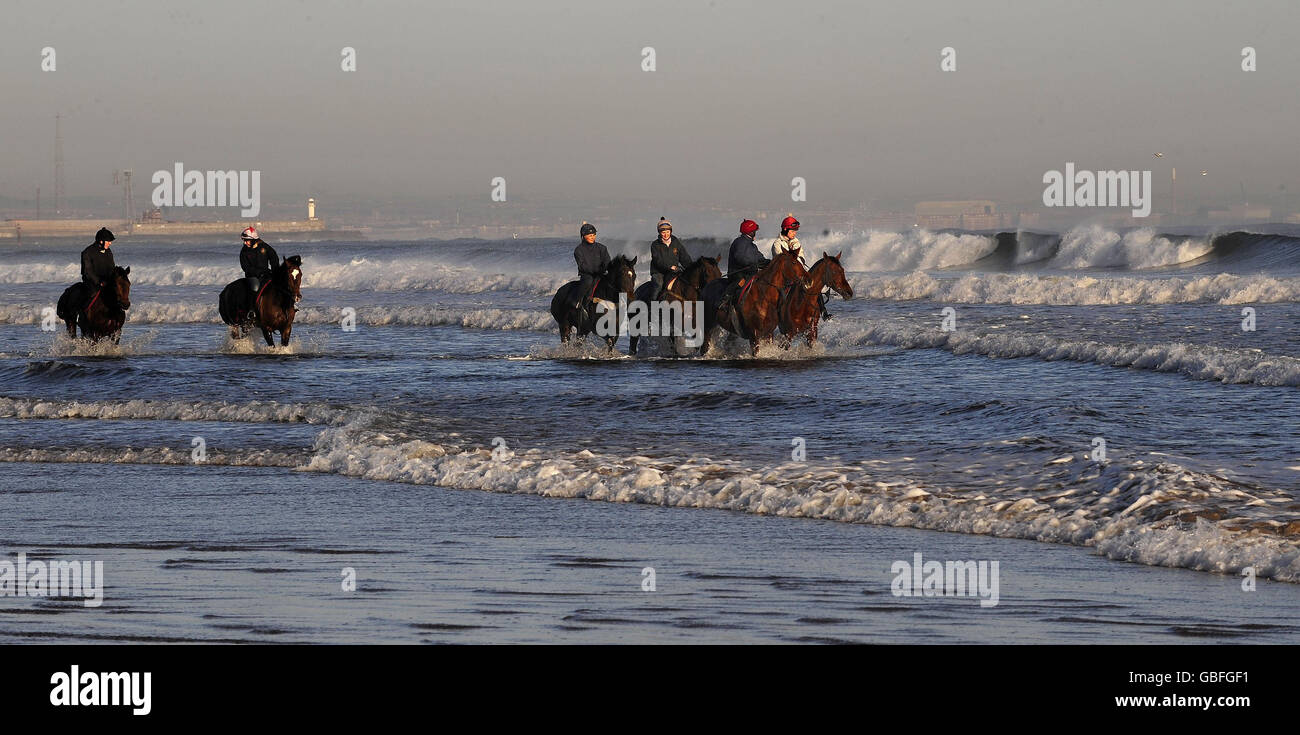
[219,255,303,347]
[56,266,132,343]
[549,254,637,350]
[700,250,808,356]
[628,256,722,355]
[779,252,853,347]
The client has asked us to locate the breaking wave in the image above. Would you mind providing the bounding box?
[822,319,1300,386]
[4,397,1297,583]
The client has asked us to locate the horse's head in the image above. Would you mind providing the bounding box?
[281,255,304,303]
[816,251,853,300]
[112,266,131,310]
[690,256,722,286]
[770,250,808,286]
[608,255,637,299]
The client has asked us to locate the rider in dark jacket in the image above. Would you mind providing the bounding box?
[79,227,117,309]
[572,222,611,310]
[723,220,768,304]
[81,228,117,287]
[650,217,692,299]
[239,226,279,292]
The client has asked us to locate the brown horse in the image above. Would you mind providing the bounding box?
[700,251,808,356]
[779,252,853,347]
[56,266,132,343]
[629,256,722,355]
[219,255,303,346]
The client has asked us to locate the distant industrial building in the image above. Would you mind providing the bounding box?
[914,201,1015,230]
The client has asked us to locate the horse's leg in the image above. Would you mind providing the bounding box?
[281,324,292,346]
[64,319,76,338]
[261,326,274,346]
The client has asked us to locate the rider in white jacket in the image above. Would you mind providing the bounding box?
[769,215,808,266]
[770,215,831,321]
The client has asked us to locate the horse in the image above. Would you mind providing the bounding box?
[779,252,853,347]
[700,250,808,356]
[628,256,722,355]
[219,255,304,347]
[56,266,132,343]
[549,254,637,350]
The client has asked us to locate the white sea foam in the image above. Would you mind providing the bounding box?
[849,272,1300,305]
[813,230,999,271]
[4,396,1295,582]
[299,421,1300,583]
[0,446,302,467]
[1052,226,1214,269]
[822,319,1300,386]
[0,260,568,295]
[0,397,354,425]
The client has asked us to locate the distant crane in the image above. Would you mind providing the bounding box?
[53,114,65,215]
[113,170,135,226]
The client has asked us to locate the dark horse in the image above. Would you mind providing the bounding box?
[779,252,853,347]
[700,251,808,356]
[549,254,638,350]
[628,256,722,355]
[56,266,132,343]
[219,255,304,347]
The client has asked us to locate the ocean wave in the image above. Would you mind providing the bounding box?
[4,397,1296,582]
[849,272,1300,304]
[822,319,1300,386]
[300,421,1300,583]
[0,260,568,295]
[814,230,998,271]
[0,446,302,467]
[1,302,558,331]
[1051,226,1214,269]
[805,227,1300,273]
[0,397,354,425]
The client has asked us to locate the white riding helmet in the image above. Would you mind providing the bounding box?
[241,226,259,241]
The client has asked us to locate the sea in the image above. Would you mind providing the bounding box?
[1,223,1298,643]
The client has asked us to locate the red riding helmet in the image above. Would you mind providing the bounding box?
[781,216,800,231]
[740,219,759,235]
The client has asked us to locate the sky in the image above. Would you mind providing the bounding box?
[4,0,1298,216]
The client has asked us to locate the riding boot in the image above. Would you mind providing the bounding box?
[819,292,832,321]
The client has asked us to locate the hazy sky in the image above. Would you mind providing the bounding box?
[5,0,1298,212]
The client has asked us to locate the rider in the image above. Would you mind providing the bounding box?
[769,215,806,265]
[79,227,117,310]
[723,219,769,305]
[769,215,831,321]
[650,217,692,300]
[239,227,279,318]
[571,222,611,311]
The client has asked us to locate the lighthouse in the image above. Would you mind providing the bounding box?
[307,198,317,220]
